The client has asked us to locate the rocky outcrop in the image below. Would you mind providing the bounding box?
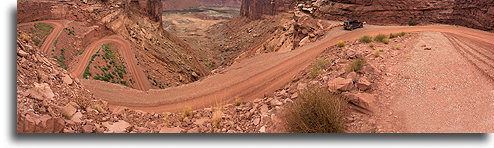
[128,0,163,23]
[306,0,493,30]
[240,0,297,19]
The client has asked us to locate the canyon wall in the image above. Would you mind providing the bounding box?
[162,0,242,11]
[240,0,296,19]
[196,0,242,8]
[128,0,163,23]
[310,0,493,30]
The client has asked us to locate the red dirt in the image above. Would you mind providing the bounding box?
[79,24,493,113]
[377,32,493,133]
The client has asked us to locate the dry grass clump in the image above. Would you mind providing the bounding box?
[309,58,329,78]
[359,35,373,43]
[373,49,384,57]
[182,106,193,117]
[285,86,345,133]
[389,32,407,39]
[234,97,242,106]
[374,34,389,44]
[337,40,346,48]
[346,58,366,72]
[369,43,375,48]
[19,33,31,43]
[212,107,223,128]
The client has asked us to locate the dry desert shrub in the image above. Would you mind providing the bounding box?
[182,106,193,117]
[337,40,346,48]
[212,107,223,128]
[359,35,373,43]
[347,58,366,72]
[309,58,329,78]
[285,86,346,133]
[374,34,389,44]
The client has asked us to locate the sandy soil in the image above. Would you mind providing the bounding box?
[79,24,493,115]
[378,32,494,133]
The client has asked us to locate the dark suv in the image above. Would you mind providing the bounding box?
[344,20,364,30]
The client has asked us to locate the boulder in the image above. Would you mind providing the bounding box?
[17,113,65,133]
[27,83,55,101]
[356,76,372,91]
[17,49,29,57]
[348,93,376,111]
[70,112,83,123]
[346,72,358,82]
[62,74,73,85]
[159,127,183,133]
[259,126,266,133]
[328,77,353,91]
[60,103,77,119]
[103,120,131,133]
[82,125,95,133]
[194,117,209,125]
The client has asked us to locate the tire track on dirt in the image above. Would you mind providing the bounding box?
[444,33,494,80]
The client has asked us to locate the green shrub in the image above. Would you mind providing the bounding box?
[390,32,407,39]
[389,33,397,39]
[347,58,366,72]
[359,35,372,43]
[382,38,390,44]
[34,23,53,33]
[374,34,388,43]
[285,86,345,133]
[408,21,417,26]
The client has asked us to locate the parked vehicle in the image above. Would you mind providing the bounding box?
[344,20,364,30]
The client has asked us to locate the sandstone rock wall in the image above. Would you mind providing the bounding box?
[240,0,296,19]
[311,0,493,30]
[129,0,163,23]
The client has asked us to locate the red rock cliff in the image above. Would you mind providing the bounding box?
[311,0,493,30]
[240,0,296,19]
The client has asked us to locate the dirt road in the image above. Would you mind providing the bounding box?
[380,32,493,133]
[18,20,70,53]
[80,24,493,113]
[69,36,151,91]
[20,20,151,90]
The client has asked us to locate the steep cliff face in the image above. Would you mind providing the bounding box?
[310,0,493,30]
[240,0,296,19]
[128,0,163,23]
